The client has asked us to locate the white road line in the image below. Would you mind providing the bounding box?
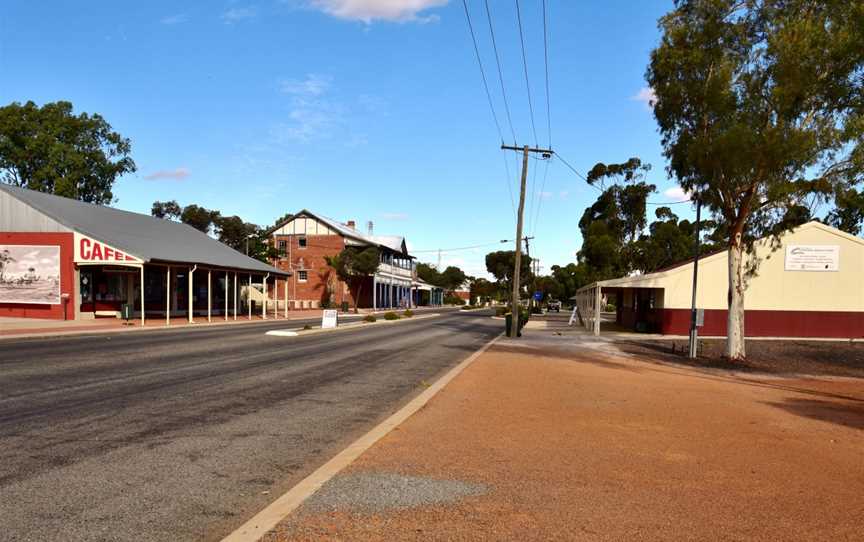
[220,332,502,542]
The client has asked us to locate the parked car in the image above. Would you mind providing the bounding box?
[547,300,562,312]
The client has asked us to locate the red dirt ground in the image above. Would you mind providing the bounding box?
[267,338,864,541]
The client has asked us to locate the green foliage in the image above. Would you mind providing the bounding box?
[826,187,864,236]
[403,309,414,317]
[363,314,377,323]
[325,247,380,312]
[181,204,220,234]
[383,311,400,320]
[494,306,509,317]
[484,250,533,299]
[302,324,312,330]
[151,200,181,220]
[648,0,863,247]
[0,101,136,204]
[469,277,499,304]
[443,293,465,305]
[462,304,477,310]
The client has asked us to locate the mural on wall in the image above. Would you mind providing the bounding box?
[0,245,61,304]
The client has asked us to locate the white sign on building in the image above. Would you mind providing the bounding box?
[321,309,338,329]
[784,245,839,272]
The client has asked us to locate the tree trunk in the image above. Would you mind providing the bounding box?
[725,233,746,360]
[354,280,362,314]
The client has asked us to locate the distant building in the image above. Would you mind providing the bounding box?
[575,221,864,338]
[269,210,444,309]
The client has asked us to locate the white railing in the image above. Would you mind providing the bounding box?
[378,262,413,278]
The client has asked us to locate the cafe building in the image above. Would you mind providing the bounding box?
[0,184,289,324]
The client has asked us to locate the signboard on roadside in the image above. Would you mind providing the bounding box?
[533,291,543,301]
[322,309,338,329]
[784,245,839,272]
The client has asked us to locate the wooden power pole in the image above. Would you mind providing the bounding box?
[501,144,553,338]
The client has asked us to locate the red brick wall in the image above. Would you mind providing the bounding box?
[271,234,367,307]
[0,232,75,320]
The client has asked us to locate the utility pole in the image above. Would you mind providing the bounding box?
[502,144,553,338]
[522,235,535,310]
[688,198,702,358]
[437,248,442,270]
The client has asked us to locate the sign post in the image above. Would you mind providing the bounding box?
[321,309,338,329]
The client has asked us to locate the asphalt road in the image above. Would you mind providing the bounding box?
[0,309,499,542]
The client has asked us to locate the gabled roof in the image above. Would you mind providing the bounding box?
[278,209,413,257]
[577,220,863,292]
[0,184,287,275]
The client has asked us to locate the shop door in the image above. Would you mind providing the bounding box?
[80,270,94,313]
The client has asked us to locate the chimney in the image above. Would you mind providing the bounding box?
[346,220,356,230]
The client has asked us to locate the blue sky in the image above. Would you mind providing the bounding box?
[0,0,689,278]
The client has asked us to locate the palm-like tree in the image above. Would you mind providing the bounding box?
[0,249,15,283]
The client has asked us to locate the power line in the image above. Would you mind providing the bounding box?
[460,0,517,222]
[460,0,503,143]
[542,0,551,148]
[484,0,517,144]
[554,152,693,205]
[514,0,539,146]
[412,240,510,254]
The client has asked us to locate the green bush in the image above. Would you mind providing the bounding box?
[495,306,509,317]
[403,309,414,318]
[443,293,466,305]
[462,304,476,310]
[383,311,400,320]
[320,298,331,309]
[605,303,616,312]
[302,324,312,330]
[363,314,377,323]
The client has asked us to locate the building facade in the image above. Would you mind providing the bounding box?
[269,210,443,310]
[575,221,864,338]
[1,185,288,323]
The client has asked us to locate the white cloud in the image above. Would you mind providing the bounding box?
[380,212,409,220]
[280,74,333,96]
[663,186,691,202]
[160,14,187,25]
[271,98,346,142]
[307,0,448,23]
[222,7,257,23]
[631,86,656,110]
[144,167,190,181]
[559,190,569,199]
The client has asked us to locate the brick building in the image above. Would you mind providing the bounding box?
[269,210,441,310]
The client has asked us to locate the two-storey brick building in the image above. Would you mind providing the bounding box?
[269,210,431,310]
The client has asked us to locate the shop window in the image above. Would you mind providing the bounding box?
[298,237,307,248]
[298,270,308,282]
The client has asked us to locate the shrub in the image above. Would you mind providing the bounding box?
[495,306,509,317]
[363,314,377,323]
[462,304,476,310]
[530,306,543,314]
[444,293,466,305]
[403,309,414,318]
[383,311,400,321]
[302,324,312,330]
[605,303,616,312]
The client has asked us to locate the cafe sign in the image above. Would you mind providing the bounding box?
[784,245,839,272]
[74,233,143,265]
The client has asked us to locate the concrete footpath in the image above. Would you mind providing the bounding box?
[262,323,864,541]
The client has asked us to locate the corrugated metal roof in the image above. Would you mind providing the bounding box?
[0,184,287,275]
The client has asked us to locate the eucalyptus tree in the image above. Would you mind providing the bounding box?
[648,0,863,359]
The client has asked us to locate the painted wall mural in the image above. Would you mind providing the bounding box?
[0,245,61,304]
